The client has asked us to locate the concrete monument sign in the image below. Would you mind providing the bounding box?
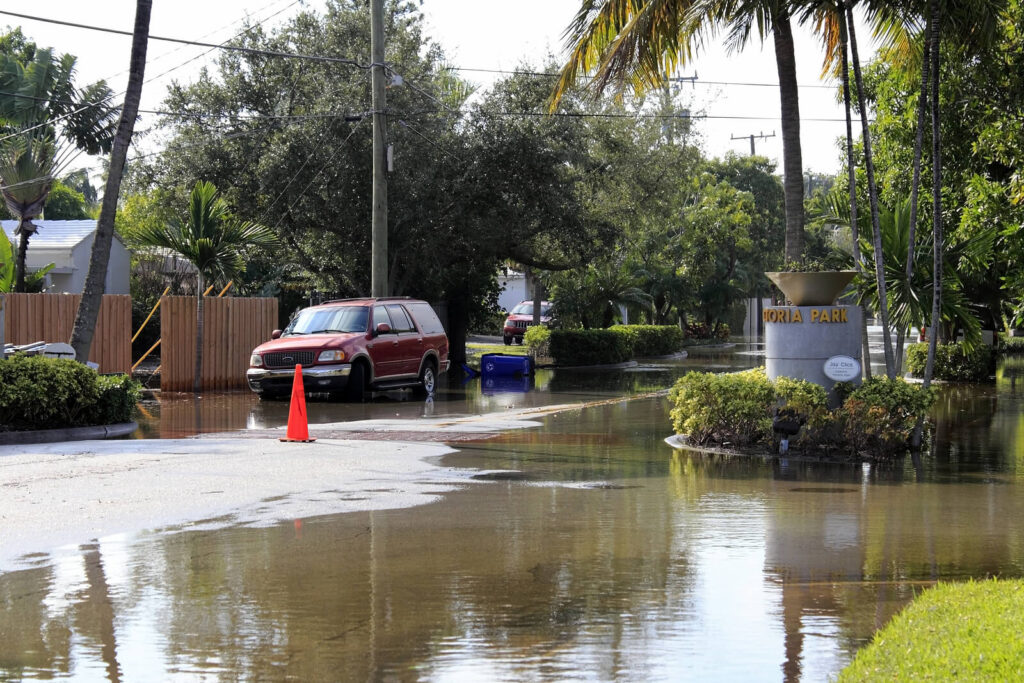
[764,304,862,404]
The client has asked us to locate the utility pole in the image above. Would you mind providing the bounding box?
[370,0,388,297]
[730,130,776,156]
[660,73,697,145]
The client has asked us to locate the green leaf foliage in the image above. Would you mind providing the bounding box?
[905,342,995,381]
[548,329,632,366]
[669,368,775,447]
[609,324,684,356]
[0,356,139,431]
[669,370,935,458]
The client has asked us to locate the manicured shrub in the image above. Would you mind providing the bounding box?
[906,342,994,381]
[668,369,934,458]
[523,324,550,351]
[610,324,684,357]
[524,325,551,361]
[548,329,632,366]
[774,375,833,444]
[669,368,775,446]
[838,377,935,454]
[0,355,140,431]
[89,374,143,425]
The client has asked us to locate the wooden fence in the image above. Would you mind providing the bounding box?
[2,293,131,374]
[160,296,278,392]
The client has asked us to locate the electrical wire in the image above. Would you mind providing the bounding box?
[0,10,370,68]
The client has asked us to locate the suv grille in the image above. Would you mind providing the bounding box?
[264,351,315,369]
[511,320,530,329]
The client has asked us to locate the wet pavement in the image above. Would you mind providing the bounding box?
[5,340,1024,681]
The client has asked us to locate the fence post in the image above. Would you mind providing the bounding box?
[0,294,5,360]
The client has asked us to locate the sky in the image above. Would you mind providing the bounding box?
[2,0,875,176]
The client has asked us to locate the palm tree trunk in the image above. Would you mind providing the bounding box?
[838,3,872,379]
[923,0,943,388]
[194,272,204,393]
[903,34,932,373]
[848,4,896,377]
[772,13,804,264]
[69,0,151,362]
[14,224,30,292]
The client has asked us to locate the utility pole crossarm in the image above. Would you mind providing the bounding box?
[730,130,776,156]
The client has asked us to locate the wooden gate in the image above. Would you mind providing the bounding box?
[160,296,278,391]
[2,293,131,374]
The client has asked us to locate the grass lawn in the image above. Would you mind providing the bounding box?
[838,578,1024,681]
[465,342,530,364]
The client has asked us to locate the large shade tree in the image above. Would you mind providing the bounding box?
[138,1,615,365]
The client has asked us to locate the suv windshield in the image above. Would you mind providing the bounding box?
[510,303,552,317]
[284,306,369,336]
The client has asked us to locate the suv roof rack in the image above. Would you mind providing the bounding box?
[319,296,413,305]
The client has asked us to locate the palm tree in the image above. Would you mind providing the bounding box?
[551,0,806,263]
[0,134,53,291]
[134,181,277,392]
[0,46,118,292]
[70,0,150,364]
[807,0,874,375]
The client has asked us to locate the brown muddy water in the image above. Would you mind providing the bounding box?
[4,348,1024,681]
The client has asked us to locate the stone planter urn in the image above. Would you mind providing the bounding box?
[765,271,857,306]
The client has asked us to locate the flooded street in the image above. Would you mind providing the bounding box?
[4,345,1024,681]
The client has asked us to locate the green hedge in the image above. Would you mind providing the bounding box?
[547,325,685,366]
[669,368,935,458]
[906,342,994,381]
[0,355,140,431]
[548,329,632,366]
[610,324,685,357]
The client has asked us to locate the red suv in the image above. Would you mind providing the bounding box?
[503,300,554,345]
[247,297,449,400]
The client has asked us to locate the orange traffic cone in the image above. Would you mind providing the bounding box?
[280,364,316,442]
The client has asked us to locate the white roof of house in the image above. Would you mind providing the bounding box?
[1,220,125,270]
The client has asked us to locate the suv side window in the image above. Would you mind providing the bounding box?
[405,302,445,334]
[372,305,392,332]
[385,304,416,333]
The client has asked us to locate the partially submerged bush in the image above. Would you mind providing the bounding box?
[610,324,684,357]
[684,321,730,341]
[0,355,140,431]
[669,368,935,459]
[669,368,775,446]
[524,325,551,358]
[906,342,994,382]
[997,333,1024,355]
[838,377,935,453]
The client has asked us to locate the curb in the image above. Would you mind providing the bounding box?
[0,422,139,446]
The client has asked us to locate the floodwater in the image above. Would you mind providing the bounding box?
[5,345,1024,681]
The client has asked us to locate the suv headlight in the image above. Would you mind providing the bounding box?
[318,349,346,362]
[250,354,263,367]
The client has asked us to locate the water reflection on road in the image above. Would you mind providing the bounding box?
[134,346,758,439]
[8,342,1024,681]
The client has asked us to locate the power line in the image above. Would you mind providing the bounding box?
[443,66,837,90]
[0,10,371,69]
